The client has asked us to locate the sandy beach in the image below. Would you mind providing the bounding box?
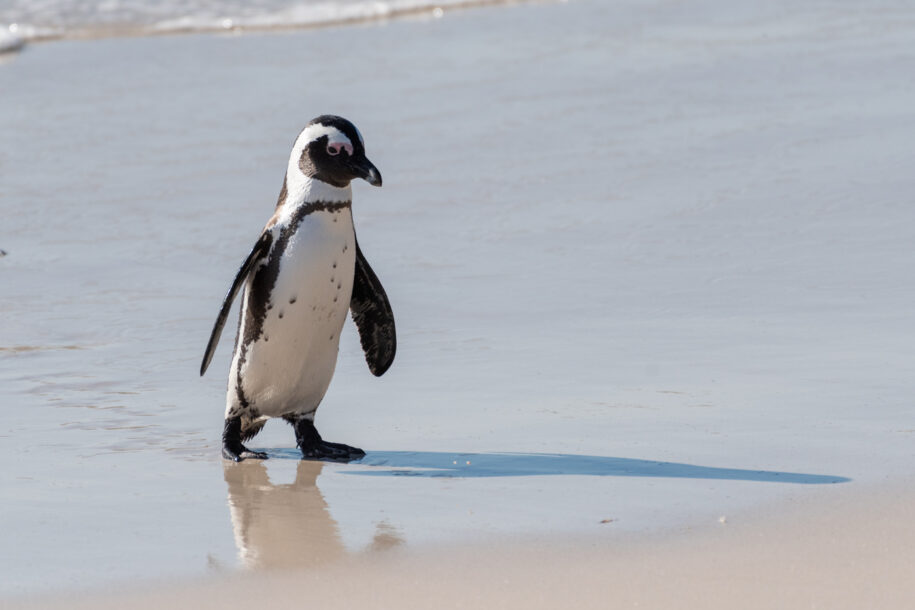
[12,479,915,609]
[2,0,915,605]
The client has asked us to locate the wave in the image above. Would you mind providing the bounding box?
[0,26,25,51]
[1,0,526,43]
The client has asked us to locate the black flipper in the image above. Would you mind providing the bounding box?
[350,238,396,376]
[200,232,273,376]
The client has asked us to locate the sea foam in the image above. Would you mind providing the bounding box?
[0,25,25,52]
[0,0,500,41]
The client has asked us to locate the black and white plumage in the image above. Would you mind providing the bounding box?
[201,115,395,462]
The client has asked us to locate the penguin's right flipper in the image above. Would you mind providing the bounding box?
[200,232,273,376]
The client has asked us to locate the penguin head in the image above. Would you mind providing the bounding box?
[292,115,382,188]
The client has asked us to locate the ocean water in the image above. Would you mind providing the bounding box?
[0,0,499,40]
[2,0,915,599]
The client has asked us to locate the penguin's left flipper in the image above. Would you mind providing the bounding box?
[350,238,396,377]
[200,232,274,376]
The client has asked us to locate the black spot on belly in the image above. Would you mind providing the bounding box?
[278,311,284,319]
[289,296,297,304]
[243,200,350,348]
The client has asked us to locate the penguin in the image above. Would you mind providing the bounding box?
[201,115,395,462]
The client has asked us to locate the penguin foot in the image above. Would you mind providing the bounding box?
[222,444,268,462]
[300,440,366,462]
[222,416,268,462]
[291,417,365,462]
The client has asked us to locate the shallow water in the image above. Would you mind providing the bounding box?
[2,0,915,597]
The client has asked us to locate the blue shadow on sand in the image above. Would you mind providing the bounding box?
[263,449,848,484]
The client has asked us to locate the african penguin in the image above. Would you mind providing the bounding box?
[201,115,396,462]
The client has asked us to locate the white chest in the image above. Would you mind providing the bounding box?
[235,206,357,416]
[271,206,356,326]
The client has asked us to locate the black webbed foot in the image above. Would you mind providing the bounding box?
[300,440,365,462]
[222,416,268,462]
[222,445,269,462]
[290,417,365,462]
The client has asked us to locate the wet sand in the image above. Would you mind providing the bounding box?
[2,0,915,601]
[12,478,915,609]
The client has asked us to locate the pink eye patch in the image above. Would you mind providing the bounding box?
[327,140,353,156]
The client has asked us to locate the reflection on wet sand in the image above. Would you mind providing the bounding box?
[223,460,402,570]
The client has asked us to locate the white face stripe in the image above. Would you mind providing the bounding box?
[293,124,353,158]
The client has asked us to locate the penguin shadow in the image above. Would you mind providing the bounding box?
[258,450,849,484]
[222,460,403,571]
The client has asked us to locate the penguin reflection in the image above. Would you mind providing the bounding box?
[223,460,402,570]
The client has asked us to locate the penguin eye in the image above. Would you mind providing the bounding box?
[327,143,341,156]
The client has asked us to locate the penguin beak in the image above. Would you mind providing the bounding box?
[350,156,382,187]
